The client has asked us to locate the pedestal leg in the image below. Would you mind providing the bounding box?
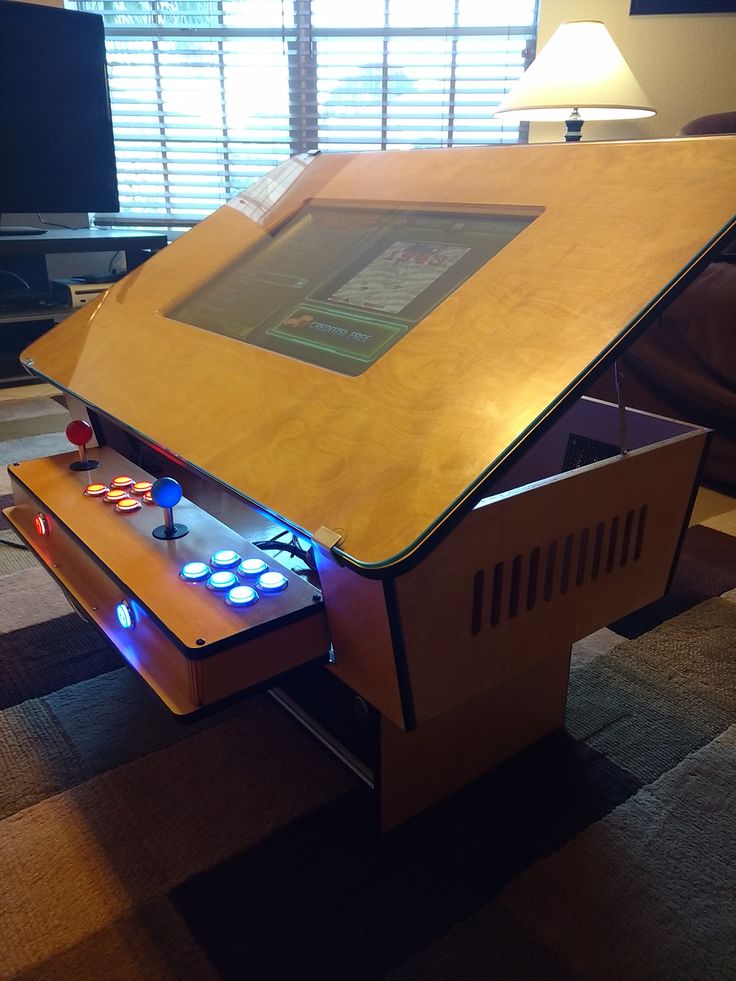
[378,643,572,831]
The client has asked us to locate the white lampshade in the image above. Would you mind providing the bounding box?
[495,20,655,127]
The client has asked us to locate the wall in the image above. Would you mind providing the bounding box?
[531,0,736,143]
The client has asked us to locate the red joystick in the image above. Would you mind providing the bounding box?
[66,419,99,471]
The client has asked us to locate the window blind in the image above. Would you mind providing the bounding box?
[66,0,538,225]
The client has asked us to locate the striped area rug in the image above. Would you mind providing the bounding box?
[2,396,736,980]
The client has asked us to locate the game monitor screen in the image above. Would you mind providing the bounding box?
[169,202,537,375]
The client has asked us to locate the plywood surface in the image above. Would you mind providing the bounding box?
[7,447,320,651]
[21,138,736,569]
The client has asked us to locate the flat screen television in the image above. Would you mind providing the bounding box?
[0,0,119,232]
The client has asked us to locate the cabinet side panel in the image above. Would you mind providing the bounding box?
[395,430,707,724]
[315,546,405,728]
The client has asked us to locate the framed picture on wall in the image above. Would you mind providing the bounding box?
[631,1,736,11]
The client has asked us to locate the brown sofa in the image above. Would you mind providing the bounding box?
[585,257,736,490]
[586,115,736,491]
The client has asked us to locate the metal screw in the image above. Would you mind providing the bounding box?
[195,637,206,646]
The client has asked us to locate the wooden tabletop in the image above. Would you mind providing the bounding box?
[21,138,736,570]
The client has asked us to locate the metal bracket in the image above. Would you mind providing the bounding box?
[614,360,629,457]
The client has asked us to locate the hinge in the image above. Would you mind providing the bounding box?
[313,525,343,550]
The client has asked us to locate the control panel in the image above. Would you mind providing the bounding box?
[4,430,329,713]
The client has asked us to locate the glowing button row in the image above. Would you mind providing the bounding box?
[207,552,271,580]
[84,480,154,512]
[179,560,288,600]
[85,479,153,497]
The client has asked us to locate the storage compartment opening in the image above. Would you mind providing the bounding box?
[479,396,700,503]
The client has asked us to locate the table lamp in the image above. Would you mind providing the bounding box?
[495,20,655,142]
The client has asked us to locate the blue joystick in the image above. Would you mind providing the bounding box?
[151,476,182,509]
[151,477,188,540]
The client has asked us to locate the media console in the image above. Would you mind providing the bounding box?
[0,228,167,386]
[5,139,735,828]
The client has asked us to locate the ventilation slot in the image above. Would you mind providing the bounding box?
[634,504,648,560]
[620,510,634,566]
[527,547,540,611]
[592,521,605,580]
[606,516,620,574]
[509,555,522,619]
[491,561,504,627]
[470,504,649,637]
[560,534,574,594]
[543,541,557,602]
[576,527,589,587]
[470,569,484,636]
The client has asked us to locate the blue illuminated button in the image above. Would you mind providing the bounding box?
[179,561,210,582]
[257,571,288,593]
[238,557,268,577]
[207,571,238,592]
[210,549,241,570]
[116,600,135,629]
[225,585,259,607]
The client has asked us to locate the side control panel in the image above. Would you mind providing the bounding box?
[4,445,330,713]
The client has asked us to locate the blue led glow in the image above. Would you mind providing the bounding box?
[238,557,268,577]
[207,570,238,591]
[210,549,241,570]
[225,585,259,607]
[116,600,134,629]
[179,561,210,582]
[257,570,288,593]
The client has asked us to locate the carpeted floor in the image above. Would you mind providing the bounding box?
[2,396,736,980]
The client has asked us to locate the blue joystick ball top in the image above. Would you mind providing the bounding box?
[151,476,182,509]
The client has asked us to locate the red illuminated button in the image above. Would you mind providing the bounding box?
[131,480,153,496]
[84,483,108,497]
[142,491,155,505]
[34,513,49,536]
[115,498,142,513]
[103,489,129,504]
[111,476,134,489]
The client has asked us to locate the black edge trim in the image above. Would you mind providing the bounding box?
[664,429,713,594]
[382,577,416,731]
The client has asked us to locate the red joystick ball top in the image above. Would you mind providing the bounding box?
[66,419,94,447]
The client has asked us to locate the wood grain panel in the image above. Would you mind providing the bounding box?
[379,644,570,831]
[5,481,330,713]
[394,423,707,723]
[21,138,736,569]
[314,544,405,727]
[7,446,325,653]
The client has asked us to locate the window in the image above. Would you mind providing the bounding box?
[67,0,538,225]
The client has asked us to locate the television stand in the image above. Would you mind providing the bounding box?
[0,228,168,387]
[0,227,47,236]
